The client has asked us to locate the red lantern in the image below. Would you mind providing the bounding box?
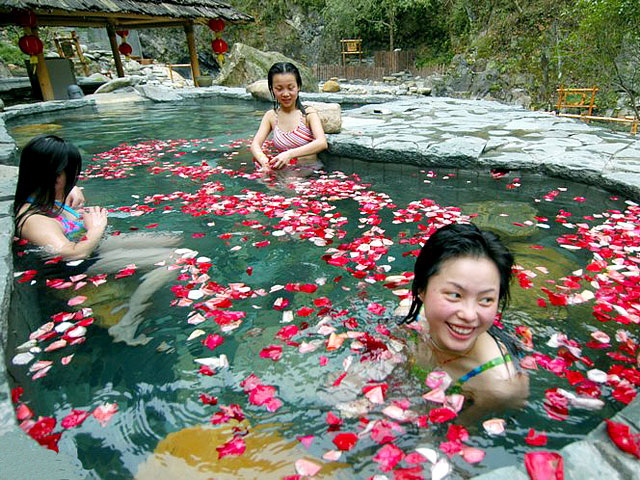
[15,9,37,28]
[118,42,132,56]
[208,19,225,32]
[18,35,43,56]
[18,34,43,73]
[116,30,129,38]
[212,38,228,55]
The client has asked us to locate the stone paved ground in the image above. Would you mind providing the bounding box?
[326,97,640,199]
[0,88,638,479]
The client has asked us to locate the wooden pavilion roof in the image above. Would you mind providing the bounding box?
[0,0,254,28]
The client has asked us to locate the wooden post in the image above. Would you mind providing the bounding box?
[72,31,90,77]
[25,26,54,101]
[184,21,201,87]
[556,85,564,112]
[106,24,125,78]
[587,86,598,116]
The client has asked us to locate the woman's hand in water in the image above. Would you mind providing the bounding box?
[269,151,293,170]
[67,186,86,208]
[83,206,108,237]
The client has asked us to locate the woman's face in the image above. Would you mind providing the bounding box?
[419,255,500,353]
[271,73,299,109]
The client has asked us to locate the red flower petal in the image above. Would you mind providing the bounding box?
[429,408,457,424]
[202,333,224,350]
[216,434,246,458]
[333,432,358,451]
[61,409,90,429]
[525,428,548,446]
[606,420,640,458]
[259,344,282,361]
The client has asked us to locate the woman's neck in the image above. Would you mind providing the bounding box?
[428,335,476,366]
[278,104,297,114]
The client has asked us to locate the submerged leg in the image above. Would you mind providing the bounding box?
[107,266,179,346]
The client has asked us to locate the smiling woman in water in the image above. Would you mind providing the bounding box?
[401,222,529,416]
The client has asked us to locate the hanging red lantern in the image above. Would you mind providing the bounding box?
[211,38,228,55]
[18,34,43,56]
[116,30,129,38]
[18,34,43,72]
[118,42,132,57]
[15,9,37,28]
[208,19,225,32]
[212,37,228,66]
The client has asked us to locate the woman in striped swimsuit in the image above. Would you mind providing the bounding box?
[401,223,529,416]
[251,62,327,172]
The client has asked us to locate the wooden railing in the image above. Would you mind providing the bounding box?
[555,86,638,135]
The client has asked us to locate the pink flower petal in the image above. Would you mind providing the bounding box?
[295,458,321,477]
[482,418,506,435]
[461,446,485,464]
[67,295,87,306]
[92,403,118,427]
[297,435,314,449]
[373,443,405,472]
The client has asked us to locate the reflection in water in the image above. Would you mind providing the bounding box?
[136,422,349,479]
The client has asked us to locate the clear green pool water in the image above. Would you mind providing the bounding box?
[7,99,634,479]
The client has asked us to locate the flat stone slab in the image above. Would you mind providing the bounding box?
[0,430,88,480]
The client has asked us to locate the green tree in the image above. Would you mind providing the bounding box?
[323,0,434,53]
[572,0,640,118]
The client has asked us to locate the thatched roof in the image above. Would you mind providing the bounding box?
[0,0,253,28]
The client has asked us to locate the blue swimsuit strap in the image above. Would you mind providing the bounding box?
[54,200,81,218]
[26,196,81,218]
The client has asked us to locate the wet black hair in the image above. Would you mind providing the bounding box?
[401,222,514,324]
[267,62,306,114]
[14,134,82,235]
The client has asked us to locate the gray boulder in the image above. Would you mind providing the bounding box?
[136,85,182,102]
[94,75,143,94]
[302,101,341,134]
[87,72,111,82]
[215,43,318,92]
[246,79,271,102]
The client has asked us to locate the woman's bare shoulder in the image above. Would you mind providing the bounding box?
[264,109,276,122]
[19,209,61,238]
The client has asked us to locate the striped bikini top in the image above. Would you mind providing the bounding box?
[272,111,315,153]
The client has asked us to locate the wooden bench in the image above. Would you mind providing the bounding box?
[556,85,638,135]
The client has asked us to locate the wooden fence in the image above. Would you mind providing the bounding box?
[312,60,446,81]
[313,48,446,81]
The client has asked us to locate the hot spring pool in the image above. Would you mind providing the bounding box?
[6,98,639,479]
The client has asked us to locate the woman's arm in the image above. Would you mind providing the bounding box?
[250,111,275,170]
[20,207,107,261]
[269,109,328,169]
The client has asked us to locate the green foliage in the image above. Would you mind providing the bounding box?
[0,27,26,66]
[0,41,24,66]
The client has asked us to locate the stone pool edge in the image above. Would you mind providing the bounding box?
[0,88,638,479]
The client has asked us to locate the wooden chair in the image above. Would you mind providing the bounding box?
[340,39,363,66]
[54,31,90,77]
